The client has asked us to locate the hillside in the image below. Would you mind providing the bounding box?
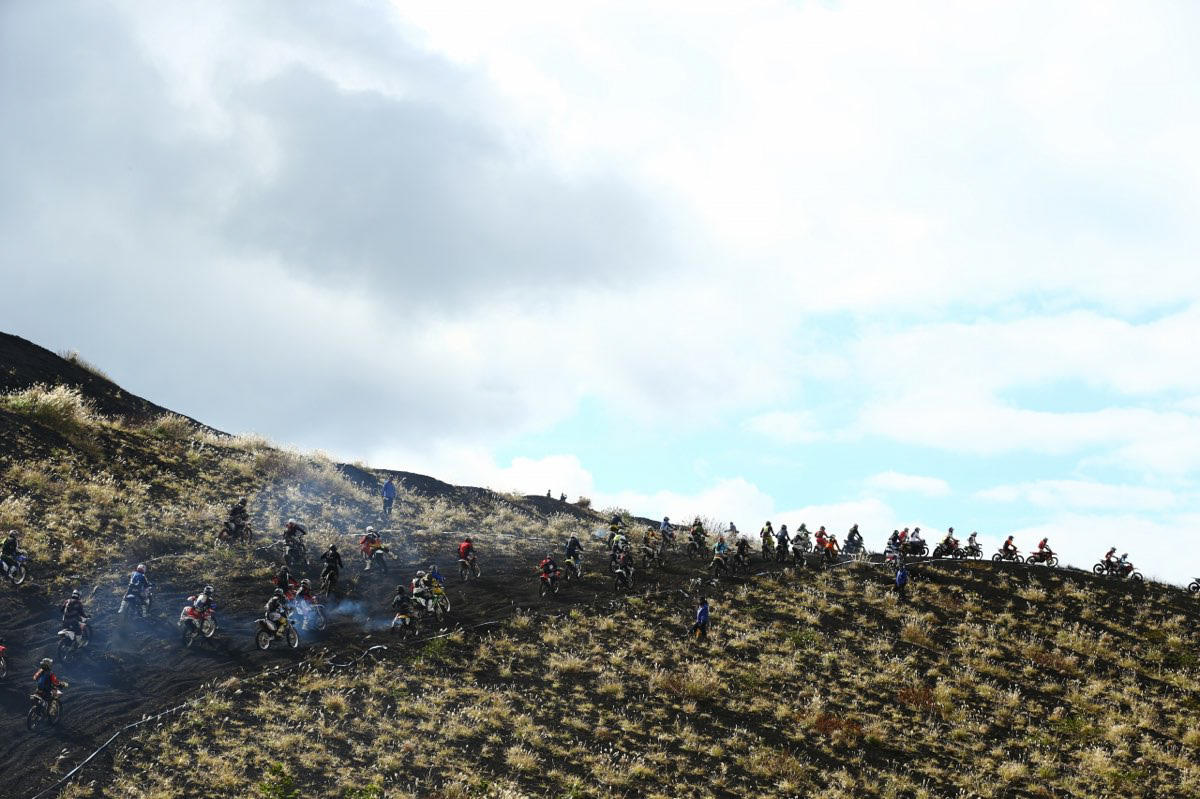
[2,337,1200,799]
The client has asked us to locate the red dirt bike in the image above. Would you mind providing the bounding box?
[992,548,1025,564]
[178,600,217,647]
[1026,549,1059,568]
[1092,559,1143,582]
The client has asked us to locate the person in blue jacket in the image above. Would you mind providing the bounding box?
[382,476,397,517]
[691,597,710,640]
[127,563,153,608]
[895,565,909,602]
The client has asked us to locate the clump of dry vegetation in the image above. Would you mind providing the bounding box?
[94,563,1200,799]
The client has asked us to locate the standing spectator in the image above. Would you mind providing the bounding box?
[691,596,710,640]
[382,476,397,518]
[895,564,909,603]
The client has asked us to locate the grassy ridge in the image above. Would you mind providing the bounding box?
[87,563,1200,799]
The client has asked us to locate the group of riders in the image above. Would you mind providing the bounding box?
[4,495,1154,724]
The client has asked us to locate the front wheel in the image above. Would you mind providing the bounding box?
[201,619,216,639]
[57,638,72,663]
[0,656,7,679]
[26,704,43,731]
[255,630,271,650]
[285,626,299,649]
[1130,572,1144,583]
[11,563,27,586]
[1189,581,1200,595]
[182,625,198,648]
[1047,556,1059,568]
[1092,563,1106,575]
[312,607,327,631]
[539,580,550,598]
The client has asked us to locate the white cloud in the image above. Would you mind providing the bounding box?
[977,480,1180,512]
[744,411,822,444]
[865,471,951,497]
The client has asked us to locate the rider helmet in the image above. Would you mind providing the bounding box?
[273,588,284,598]
[7,530,16,538]
[329,544,338,552]
[465,536,472,544]
[416,570,426,578]
[366,525,376,533]
[428,565,436,572]
[300,579,310,588]
[1121,553,1128,559]
[136,564,146,573]
[70,589,80,598]
[40,657,52,669]
[204,585,214,595]
[287,518,296,527]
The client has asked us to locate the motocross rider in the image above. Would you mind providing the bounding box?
[127,564,153,605]
[658,516,674,546]
[273,564,296,594]
[62,590,89,638]
[265,588,289,631]
[1,530,19,577]
[735,535,751,561]
[537,553,559,585]
[967,531,979,551]
[1035,537,1053,562]
[193,585,216,615]
[458,536,475,563]
[411,570,433,611]
[33,658,66,702]
[320,544,343,585]
[360,526,382,569]
[941,528,959,551]
[565,533,583,565]
[775,523,790,555]
[294,578,316,604]
[1001,535,1018,558]
[846,524,863,549]
[1103,546,1118,569]
[227,498,250,535]
[283,518,307,549]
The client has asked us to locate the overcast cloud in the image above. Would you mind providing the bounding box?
[3,1,1199,581]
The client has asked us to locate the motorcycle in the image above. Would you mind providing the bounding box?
[178,601,217,647]
[760,538,774,560]
[685,536,707,560]
[775,542,791,564]
[709,553,730,578]
[1188,578,1200,595]
[640,544,661,570]
[733,549,752,573]
[284,539,308,569]
[366,543,394,574]
[254,615,299,650]
[290,595,327,632]
[1092,560,1143,582]
[391,609,420,640]
[562,555,581,582]
[118,586,153,624]
[792,539,810,561]
[3,551,30,585]
[458,555,480,582]
[1026,550,1059,568]
[842,537,865,556]
[992,549,1025,564]
[931,541,964,559]
[961,542,983,559]
[219,520,252,544]
[417,584,451,624]
[27,684,67,730]
[56,625,90,663]
[319,568,339,597]
[538,568,561,598]
[614,565,634,592]
[902,539,928,557]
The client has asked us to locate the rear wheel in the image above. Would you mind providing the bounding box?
[1188,581,1200,594]
[539,580,550,598]
[285,626,299,649]
[26,704,43,731]
[255,630,271,650]
[1092,563,1106,575]
[0,656,6,679]
[1130,572,1144,583]
[182,625,197,648]
[991,554,1002,562]
[312,607,327,631]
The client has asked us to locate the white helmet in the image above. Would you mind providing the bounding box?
[366,526,376,533]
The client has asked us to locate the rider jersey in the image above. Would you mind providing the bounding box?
[458,541,473,560]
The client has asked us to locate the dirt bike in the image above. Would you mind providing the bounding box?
[640,544,661,570]
[685,537,707,560]
[1189,578,1200,595]
[775,542,791,563]
[319,568,339,597]
[709,553,730,578]
[290,595,327,632]
[458,555,480,582]
[365,544,394,574]
[284,539,308,569]
[792,540,809,561]
[562,555,581,581]
[416,585,451,624]
[178,601,217,647]
[1092,561,1143,581]
[1026,550,1059,568]
[118,586,153,625]
[761,539,774,560]
[255,615,299,650]
[961,542,983,559]
[842,537,864,556]
[3,551,30,585]
[733,549,752,573]
[614,565,634,592]
[219,520,252,544]
[56,625,90,662]
[902,540,928,557]
[391,609,420,639]
[538,568,561,598]
[931,541,964,559]
[27,684,66,730]
[992,549,1025,564]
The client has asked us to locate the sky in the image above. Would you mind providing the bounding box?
[2,1,1199,582]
